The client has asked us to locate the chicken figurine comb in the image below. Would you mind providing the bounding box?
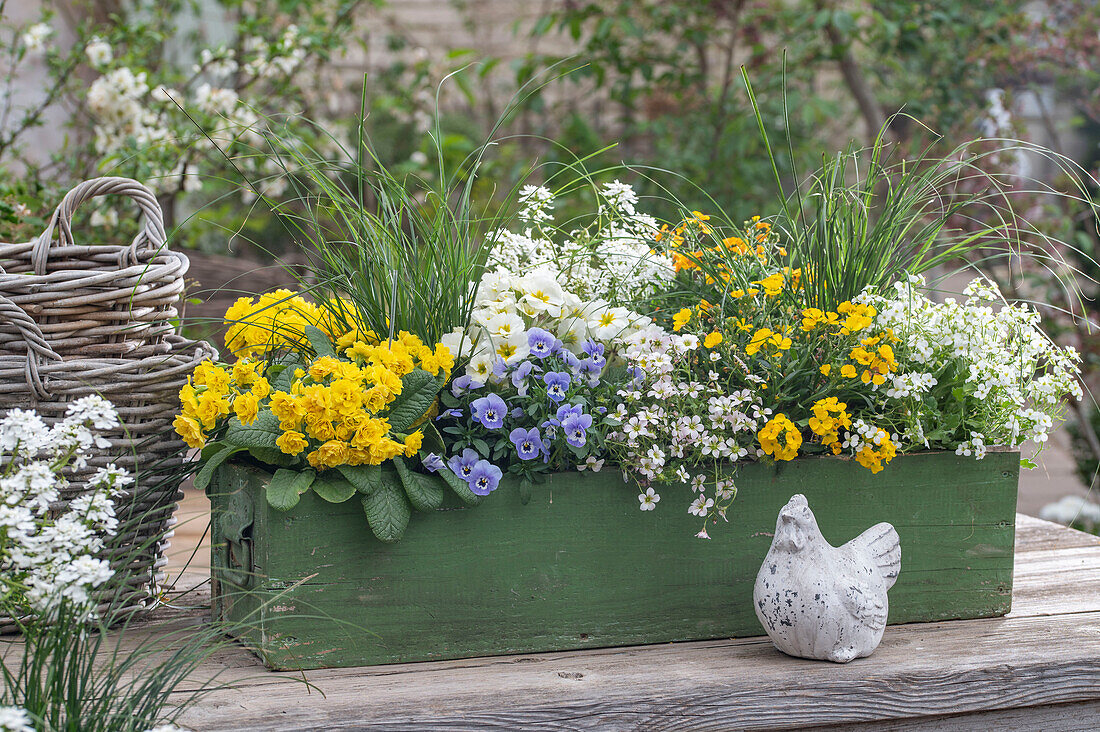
[753,494,901,663]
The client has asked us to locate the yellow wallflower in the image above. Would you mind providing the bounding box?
[753,273,785,297]
[758,414,802,462]
[819,364,832,376]
[704,331,723,348]
[837,301,877,335]
[745,328,791,357]
[840,364,858,379]
[672,308,692,332]
[276,430,308,456]
[855,429,897,474]
[808,397,851,446]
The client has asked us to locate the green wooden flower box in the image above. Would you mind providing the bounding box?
[209,449,1019,671]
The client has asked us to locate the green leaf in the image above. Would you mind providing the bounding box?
[312,473,357,503]
[265,469,316,511]
[270,357,304,392]
[384,369,442,432]
[337,464,382,496]
[436,465,483,506]
[195,444,245,491]
[304,325,336,357]
[247,446,296,467]
[393,456,444,511]
[361,474,411,543]
[225,411,282,451]
[421,421,446,456]
[1020,458,1037,470]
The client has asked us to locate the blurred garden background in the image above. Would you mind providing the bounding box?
[2,0,1099,543]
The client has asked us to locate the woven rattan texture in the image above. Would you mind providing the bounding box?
[0,177,216,628]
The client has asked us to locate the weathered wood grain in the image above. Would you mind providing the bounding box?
[173,609,1100,731]
[210,451,1020,670]
[5,513,1090,730]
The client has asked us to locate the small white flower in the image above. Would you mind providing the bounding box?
[577,456,604,473]
[21,23,52,52]
[0,705,34,732]
[85,37,112,67]
[638,488,660,511]
[688,496,714,517]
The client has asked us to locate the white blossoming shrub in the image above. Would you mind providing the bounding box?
[0,397,130,620]
[441,267,657,383]
[488,182,675,301]
[858,275,1082,457]
[0,707,33,732]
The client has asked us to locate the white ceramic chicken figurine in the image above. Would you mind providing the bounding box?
[753,494,901,663]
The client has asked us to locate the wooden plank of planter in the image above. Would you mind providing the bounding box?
[168,514,1100,731]
[210,450,1019,670]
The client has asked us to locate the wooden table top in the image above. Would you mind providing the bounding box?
[93,515,1100,730]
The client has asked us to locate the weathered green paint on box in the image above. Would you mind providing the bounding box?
[209,450,1019,671]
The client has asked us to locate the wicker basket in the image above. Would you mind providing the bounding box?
[0,177,216,625]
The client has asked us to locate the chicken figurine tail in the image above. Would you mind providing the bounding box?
[753,494,901,663]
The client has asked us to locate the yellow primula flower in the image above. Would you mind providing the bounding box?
[276,430,308,456]
[403,429,424,458]
[173,415,206,449]
[307,440,351,470]
[233,392,260,426]
[250,375,271,400]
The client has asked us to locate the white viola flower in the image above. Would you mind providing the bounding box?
[689,496,714,517]
[85,37,112,67]
[485,311,526,341]
[515,269,565,318]
[22,23,52,53]
[638,488,660,511]
[492,332,531,366]
[465,348,495,383]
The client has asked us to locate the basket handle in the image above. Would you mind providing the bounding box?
[32,177,167,275]
[0,294,62,400]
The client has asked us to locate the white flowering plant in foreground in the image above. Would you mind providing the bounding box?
[0,396,129,621]
[488,182,675,302]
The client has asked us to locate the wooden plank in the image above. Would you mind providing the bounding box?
[210,451,1020,669]
[173,609,1100,731]
[1015,514,1100,552]
[815,700,1100,731]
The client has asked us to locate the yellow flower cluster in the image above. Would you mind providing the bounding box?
[836,301,877,335]
[174,331,451,472]
[855,427,897,474]
[807,397,851,454]
[745,327,792,357]
[758,414,802,462]
[174,359,272,450]
[223,290,351,358]
[849,339,897,386]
